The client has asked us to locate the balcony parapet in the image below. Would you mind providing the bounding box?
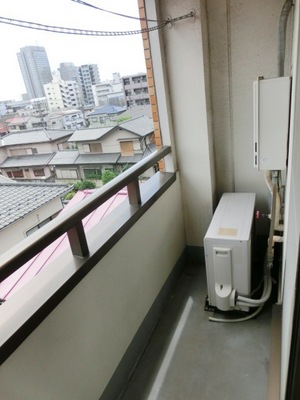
[0,145,174,365]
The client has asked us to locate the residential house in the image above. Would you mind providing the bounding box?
[2,1,300,400]
[0,99,48,131]
[120,104,153,119]
[51,115,155,179]
[4,99,32,114]
[45,109,85,130]
[5,114,47,131]
[0,153,55,181]
[51,150,121,180]
[27,116,47,129]
[0,129,74,180]
[0,180,70,254]
[73,115,154,155]
[6,116,30,131]
[87,104,126,128]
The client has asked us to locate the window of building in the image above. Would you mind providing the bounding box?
[83,168,102,179]
[120,141,134,156]
[26,217,52,237]
[7,169,24,178]
[33,169,45,177]
[56,169,78,179]
[83,144,91,153]
[10,148,28,156]
[90,143,103,153]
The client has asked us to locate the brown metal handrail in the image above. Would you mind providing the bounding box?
[0,146,171,282]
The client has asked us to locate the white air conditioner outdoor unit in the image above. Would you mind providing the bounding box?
[204,193,256,312]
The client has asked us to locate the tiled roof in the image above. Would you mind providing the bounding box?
[0,182,71,230]
[47,109,81,118]
[118,154,143,163]
[68,126,113,142]
[7,116,30,125]
[121,105,153,119]
[0,129,73,146]
[88,105,126,116]
[75,153,120,164]
[68,116,153,143]
[118,115,153,137]
[46,129,74,141]
[49,150,79,165]
[0,153,55,168]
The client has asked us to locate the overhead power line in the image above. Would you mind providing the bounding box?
[0,11,194,37]
[70,0,161,23]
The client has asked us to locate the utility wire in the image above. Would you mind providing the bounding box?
[0,11,194,37]
[0,16,167,36]
[70,0,161,23]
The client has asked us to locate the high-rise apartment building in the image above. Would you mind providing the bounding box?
[58,62,81,83]
[17,46,52,100]
[78,64,100,106]
[122,73,149,108]
[44,75,83,110]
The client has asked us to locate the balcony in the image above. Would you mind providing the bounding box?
[1,1,300,399]
[0,146,276,399]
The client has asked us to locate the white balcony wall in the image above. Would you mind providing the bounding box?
[0,179,185,400]
[147,0,293,245]
[207,0,293,212]
[281,1,300,397]
[147,0,216,247]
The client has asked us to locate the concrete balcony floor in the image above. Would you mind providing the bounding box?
[120,264,272,400]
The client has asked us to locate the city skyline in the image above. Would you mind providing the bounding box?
[0,0,147,101]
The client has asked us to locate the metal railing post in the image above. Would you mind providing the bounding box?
[67,221,89,257]
[127,178,142,205]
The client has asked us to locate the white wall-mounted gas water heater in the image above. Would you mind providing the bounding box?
[253,76,291,171]
[205,193,273,322]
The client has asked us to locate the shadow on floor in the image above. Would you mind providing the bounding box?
[120,264,272,400]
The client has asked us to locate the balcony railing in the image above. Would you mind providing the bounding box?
[0,145,175,365]
[0,146,172,281]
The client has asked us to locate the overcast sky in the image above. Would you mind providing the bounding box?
[0,0,147,101]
